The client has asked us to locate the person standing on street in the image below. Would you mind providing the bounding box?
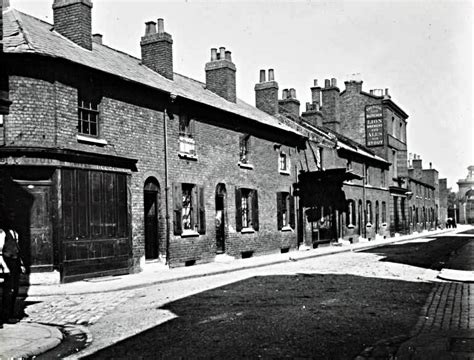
[0,211,25,328]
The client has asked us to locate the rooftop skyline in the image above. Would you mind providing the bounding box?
[10,0,473,190]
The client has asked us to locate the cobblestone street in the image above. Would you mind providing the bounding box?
[23,290,138,326]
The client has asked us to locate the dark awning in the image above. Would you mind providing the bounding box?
[297,168,361,210]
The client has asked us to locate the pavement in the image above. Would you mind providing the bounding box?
[0,225,472,359]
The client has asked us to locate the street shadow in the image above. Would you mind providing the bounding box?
[86,274,433,360]
[361,236,471,270]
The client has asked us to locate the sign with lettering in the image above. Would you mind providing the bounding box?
[365,104,384,147]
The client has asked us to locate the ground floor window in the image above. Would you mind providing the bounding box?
[235,188,259,231]
[346,200,355,226]
[277,192,295,230]
[173,183,206,235]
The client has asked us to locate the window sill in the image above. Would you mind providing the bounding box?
[238,162,254,169]
[241,227,255,234]
[280,226,293,232]
[77,134,108,146]
[181,230,200,238]
[279,170,291,176]
[178,152,198,161]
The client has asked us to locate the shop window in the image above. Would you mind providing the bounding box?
[178,113,196,158]
[235,188,259,232]
[172,183,205,236]
[277,192,295,230]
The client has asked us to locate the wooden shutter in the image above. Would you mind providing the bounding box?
[62,169,75,240]
[77,170,89,238]
[197,185,206,234]
[276,192,283,230]
[172,183,182,235]
[235,188,242,232]
[289,194,295,229]
[252,189,259,231]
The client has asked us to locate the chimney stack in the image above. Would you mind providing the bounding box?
[53,0,93,50]
[140,18,174,80]
[344,80,363,93]
[321,77,341,132]
[255,69,279,115]
[205,46,237,102]
[278,87,300,118]
[302,79,323,127]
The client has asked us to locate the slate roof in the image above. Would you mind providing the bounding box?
[1,8,303,138]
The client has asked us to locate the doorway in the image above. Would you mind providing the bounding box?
[144,178,160,260]
[215,183,226,254]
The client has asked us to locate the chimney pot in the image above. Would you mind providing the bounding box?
[370,89,374,95]
[282,89,288,99]
[225,50,232,61]
[314,79,318,87]
[385,88,389,96]
[157,18,164,34]
[211,48,217,61]
[92,33,103,44]
[430,162,432,169]
[219,47,226,60]
[145,21,157,36]
[324,79,331,88]
[268,69,275,81]
[259,70,266,83]
[331,78,337,87]
[290,88,296,99]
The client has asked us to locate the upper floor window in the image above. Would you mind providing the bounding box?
[381,169,386,187]
[239,134,251,165]
[392,116,396,138]
[365,166,371,185]
[172,182,205,236]
[279,152,290,174]
[318,147,324,170]
[178,114,196,158]
[277,192,295,230]
[392,150,398,179]
[78,94,100,137]
[382,201,387,223]
[235,187,259,232]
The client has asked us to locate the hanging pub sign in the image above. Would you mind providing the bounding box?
[365,104,384,147]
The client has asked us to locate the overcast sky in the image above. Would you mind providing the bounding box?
[11,0,473,191]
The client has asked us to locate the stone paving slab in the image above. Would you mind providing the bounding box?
[0,322,63,359]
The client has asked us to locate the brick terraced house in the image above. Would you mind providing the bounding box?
[406,155,439,232]
[0,0,441,283]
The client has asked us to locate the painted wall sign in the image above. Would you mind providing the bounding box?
[365,104,384,147]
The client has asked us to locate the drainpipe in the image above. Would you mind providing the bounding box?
[164,93,177,265]
[362,164,367,239]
